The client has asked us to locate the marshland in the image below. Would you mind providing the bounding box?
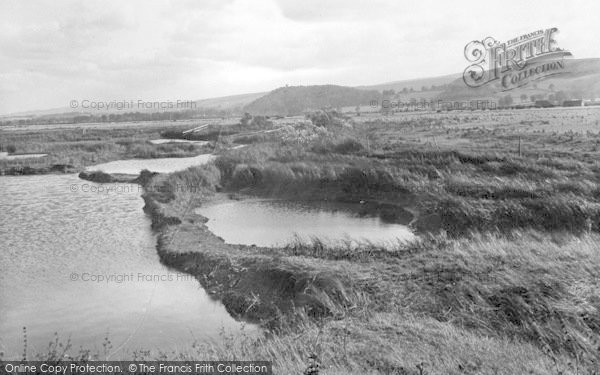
[3,107,600,374]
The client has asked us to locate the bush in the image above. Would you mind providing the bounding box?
[230,164,263,188]
[306,110,347,128]
[332,138,364,154]
[250,115,273,129]
[311,137,363,155]
[145,164,221,204]
[214,156,242,181]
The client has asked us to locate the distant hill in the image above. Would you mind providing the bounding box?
[4,58,600,119]
[243,85,381,116]
[0,92,268,120]
[435,58,600,104]
[357,73,460,93]
[194,92,266,110]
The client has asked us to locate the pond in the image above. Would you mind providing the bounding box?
[0,174,251,359]
[149,139,209,145]
[196,198,414,247]
[86,154,215,174]
[0,153,48,160]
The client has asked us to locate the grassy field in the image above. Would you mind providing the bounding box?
[12,107,600,374]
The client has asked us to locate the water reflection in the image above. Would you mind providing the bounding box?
[197,199,414,247]
[0,174,250,359]
[86,154,214,174]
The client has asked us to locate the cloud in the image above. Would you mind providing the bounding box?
[1,0,599,114]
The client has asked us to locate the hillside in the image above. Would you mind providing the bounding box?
[357,73,460,93]
[1,92,267,119]
[194,92,267,110]
[436,58,600,104]
[5,59,600,119]
[243,85,382,116]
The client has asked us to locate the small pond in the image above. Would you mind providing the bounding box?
[149,139,209,145]
[0,153,48,160]
[196,199,414,247]
[86,154,215,174]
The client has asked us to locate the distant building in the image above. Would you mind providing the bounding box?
[585,99,600,107]
[563,99,584,107]
[515,102,535,109]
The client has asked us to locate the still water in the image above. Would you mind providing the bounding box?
[196,199,414,247]
[0,174,250,359]
[86,154,215,174]
[149,139,208,145]
[1,153,48,160]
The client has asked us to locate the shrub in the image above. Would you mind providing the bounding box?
[214,156,242,181]
[306,110,347,128]
[145,164,221,204]
[250,115,273,129]
[230,164,263,189]
[332,138,364,154]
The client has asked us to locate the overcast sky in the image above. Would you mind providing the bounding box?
[1,0,599,114]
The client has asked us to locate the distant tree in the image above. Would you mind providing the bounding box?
[240,112,252,126]
[402,87,408,94]
[549,83,555,92]
[520,94,528,102]
[250,115,272,129]
[421,86,428,92]
[307,110,332,127]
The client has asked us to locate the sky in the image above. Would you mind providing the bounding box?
[1,0,599,114]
